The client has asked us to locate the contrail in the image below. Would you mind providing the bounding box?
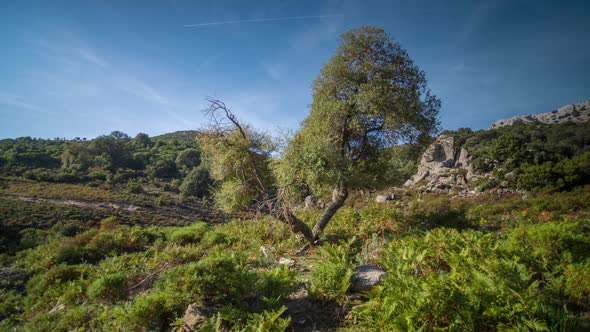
[184,14,344,27]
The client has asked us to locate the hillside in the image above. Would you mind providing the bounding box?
[1,103,590,331]
[490,101,590,129]
[401,116,590,195]
[153,130,200,144]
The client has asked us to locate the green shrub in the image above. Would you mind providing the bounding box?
[0,289,22,322]
[243,306,291,331]
[126,180,144,194]
[353,229,546,330]
[52,220,87,237]
[86,226,147,259]
[87,272,128,303]
[179,165,211,198]
[255,265,298,300]
[121,292,173,331]
[564,260,590,307]
[168,222,210,245]
[503,220,590,273]
[309,239,354,303]
[157,253,254,305]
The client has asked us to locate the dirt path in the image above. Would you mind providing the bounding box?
[0,194,227,224]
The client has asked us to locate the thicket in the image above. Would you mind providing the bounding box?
[0,131,210,197]
[445,121,590,191]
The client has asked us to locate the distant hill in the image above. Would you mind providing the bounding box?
[152,130,199,143]
[490,101,590,129]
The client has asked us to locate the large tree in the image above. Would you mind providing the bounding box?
[201,26,440,244]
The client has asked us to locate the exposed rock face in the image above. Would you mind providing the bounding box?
[350,265,386,292]
[304,195,316,209]
[182,304,211,331]
[490,101,590,129]
[375,193,394,203]
[404,135,480,192]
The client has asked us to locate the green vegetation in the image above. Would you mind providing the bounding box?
[1,187,589,331]
[446,121,590,191]
[199,26,440,243]
[1,26,589,331]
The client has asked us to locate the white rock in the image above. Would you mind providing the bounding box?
[350,265,386,292]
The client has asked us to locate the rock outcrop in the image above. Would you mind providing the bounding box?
[350,265,386,292]
[490,101,589,129]
[403,134,480,192]
[182,304,212,331]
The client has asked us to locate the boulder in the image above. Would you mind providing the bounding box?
[404,134,481,191]
[375,194,391,203]
[350,265,386,292]
[182,304,210,331]
[304,195,316,209]
[278,257,296,269]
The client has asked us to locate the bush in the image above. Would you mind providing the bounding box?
[87,272,128,303]
[157,253,254,305]
[126,180,143,194]
[309,239,354,303]
[563,260,590,307]
[353,229,546,331]
[147,159,178,179]
[121,292,173,331]
[503,220,590,273]
[168,222,210,245]
[0,289,22,322]
[52,220,87,237]
[175,148,201,171]
[179,165,211,198]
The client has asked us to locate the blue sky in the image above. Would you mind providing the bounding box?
[1,0,588,139]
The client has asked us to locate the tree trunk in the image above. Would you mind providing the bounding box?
[312,186,348,241]
[273,208,315,243]
[270,185,348,245]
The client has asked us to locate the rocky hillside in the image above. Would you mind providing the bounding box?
[490,101,589,129]
[403,134,481,195]
[402,101,590,196]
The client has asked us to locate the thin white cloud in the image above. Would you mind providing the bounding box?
[121,79,173,105]
[0,94,53,114]
[76,48,108,68]
[261,62,284,80]
[184,14,343,27]
[451,63,475,73]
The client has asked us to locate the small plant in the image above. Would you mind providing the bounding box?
[87,272,128,303]
[168,222,210,245]
[309,238,355,303]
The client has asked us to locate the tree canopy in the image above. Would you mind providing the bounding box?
[278,26,439,199]
[200,26,440,243]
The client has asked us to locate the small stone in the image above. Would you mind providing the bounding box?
[350,265,386,292]
[278,257,296,269]
[49,304,66,314]
[375,194,388,203]
[304,195,316,209]
[182,304,209,331]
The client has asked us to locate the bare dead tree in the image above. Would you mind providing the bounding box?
[202,97,316,243]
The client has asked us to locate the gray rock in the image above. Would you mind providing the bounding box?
[350,265,386,292]
[405,135,480,191]
[375,194,392,203]
[183,304,211,331]
[490,101,590,129]
[278,257,296,269]
[304,195,316,209]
